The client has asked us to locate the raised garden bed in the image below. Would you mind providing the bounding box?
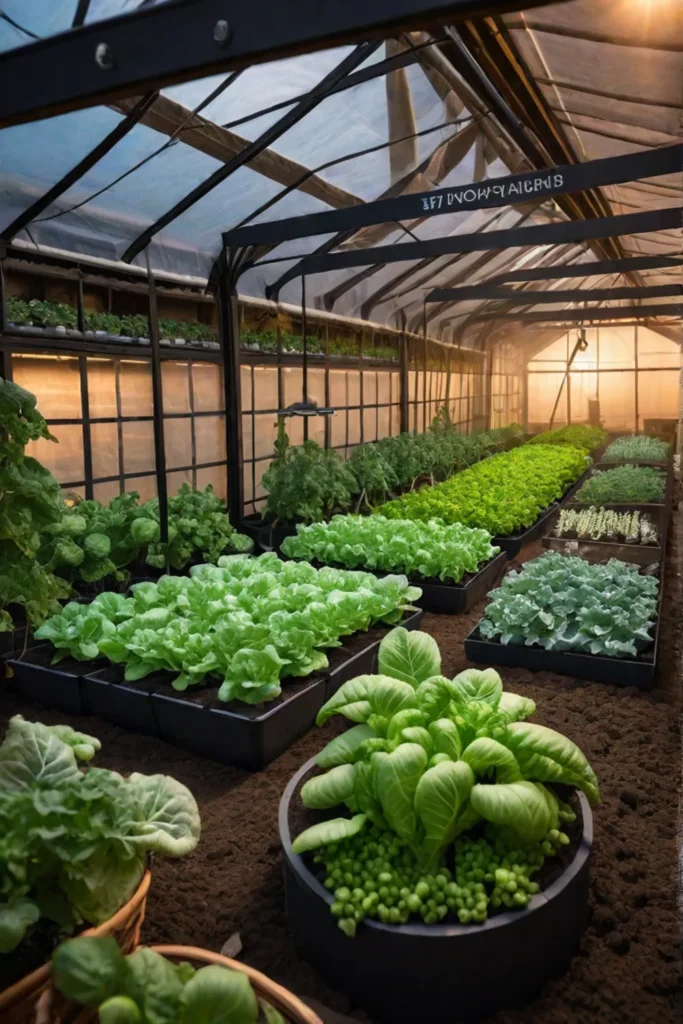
[542,534,663,567]
[281,550,508,614]
[279,757,592,1024]
[492,466,592,558]
[80,610,423,769]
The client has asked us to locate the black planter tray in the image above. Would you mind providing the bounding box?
[279,758,592,1024]
[282,552,507,615]
[82,609,423,770]
[5,644,106,715]
[542,534,662,567]
[0,620,39,659]
[464,615,660,689]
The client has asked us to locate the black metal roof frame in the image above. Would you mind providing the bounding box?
[223,142,683,249]
[426,283,683,305]
[465,304,683,324]
[0,0,566,130]
[484,253,683,287]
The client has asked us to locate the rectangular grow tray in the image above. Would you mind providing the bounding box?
[464,615,660,689]
[541,535,662,567]
[83,609,423,770]
[5,643,105,715]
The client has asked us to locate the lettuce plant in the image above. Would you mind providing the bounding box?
[528,425,607,453]
[479,551,658,657]
[602,434,669,462]
[292,627,599,935]
[52,936,285,1024]
[282,514,500,583]
[144,484,252,569]
[36,555,420,704]
[379,445,588,535]
[574,465,665,504]
[0,716,200,954]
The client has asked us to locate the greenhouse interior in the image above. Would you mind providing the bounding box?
[0,1,681,1022]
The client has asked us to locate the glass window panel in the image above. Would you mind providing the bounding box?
[87,358,118,417]
[637,327,681,370]
[122,421,155,474]
[13,355,82,419]
[287,417,304,447]
[307,369,326,409]
[527,372,567,430]
[330,410,347,449]
[164,416,192,469]
[347,408,361,446]
[409,406,417,432]
[329,370,348,407]
[346,372,361,408]
[134,475,157,503]
[569,372,599,425]
[26,426,84,484]
[167,469,192,494]
[391,405,401,436]
[597,327,636,371]
[242,415,253,461]
[363,407,378,443]
[196,466,227,502]
[161,361,190,414]
[252,367,279,411]
[119,360,153,417]
[377,372,391,404]
[91,422,119,480]
[363,371,378,405]
[195,415,226,464]
[253,414,277,460]
[378,406,391,439]
[93,480,122,504]
[243,467,254,505]
[193,363,225,412]
[283,367,303,408]
[638,370,679,430]
[598,370,636,432]
[240,366,253,411]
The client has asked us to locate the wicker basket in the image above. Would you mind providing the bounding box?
[0,870,151,1024]
[29,942,322,1024]
[150,946,323,1024]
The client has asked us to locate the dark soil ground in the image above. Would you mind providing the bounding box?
[1,518,681,1023]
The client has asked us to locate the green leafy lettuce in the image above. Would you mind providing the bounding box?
[35,554,421,704]
[0,716,200,953]
[293,626,599,872]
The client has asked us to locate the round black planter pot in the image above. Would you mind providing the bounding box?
[279,758,593,1024]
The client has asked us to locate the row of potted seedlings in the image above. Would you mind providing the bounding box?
[465,438,673,688]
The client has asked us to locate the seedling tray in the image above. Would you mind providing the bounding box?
[464,618,660,689]
[82,610,423,770]
[6,644,105,715]
[280,758,592,1024]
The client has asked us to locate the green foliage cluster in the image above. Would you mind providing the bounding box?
[554,507,658,545]
[35,554,420,704]
[144,483,253,569]
[0,380,72,631]
[378,444,588,536]
[292,626,599,935]
[602,434,669,462]
[241,327,398,361]
[6,298,216,344]
[53,935,285,1024]
[262,419,523,523]
[574,465,665,504]
[528,425,607,453]
[282,515,500,583]
[0,716,200,953]
[479,551,658,657]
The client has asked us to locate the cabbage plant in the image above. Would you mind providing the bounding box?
[294,627,599,867]
[52,936,284,1024]
[281,514,500,583]
[0,717,200,954]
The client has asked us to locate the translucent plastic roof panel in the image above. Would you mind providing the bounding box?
[0,107,125,233]
[0,1,76,52]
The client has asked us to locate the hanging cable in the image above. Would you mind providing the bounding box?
[0,10,40,38]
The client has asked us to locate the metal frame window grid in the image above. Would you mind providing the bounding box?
[2,347,226,500]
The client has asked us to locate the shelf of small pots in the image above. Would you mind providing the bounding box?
[279,626,598,1024]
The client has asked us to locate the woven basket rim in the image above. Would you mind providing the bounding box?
[0,870,151,1012]
[150,944,323,1024]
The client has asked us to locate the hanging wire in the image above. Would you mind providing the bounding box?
[0,10,40,38]
[31,71,244,225]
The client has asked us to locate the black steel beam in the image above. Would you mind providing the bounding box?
[0,0,565,129]
[72,0,92,28]
[145,251,169,553]
[473,304,683,324]
[121,41,379,263]
[224,143,683,248]
[0,92,158,242]
[218,250,244,526]
[490,253,683,285]
[258,206,682,285]
[427,283,683,304]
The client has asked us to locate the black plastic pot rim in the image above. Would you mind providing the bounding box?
[280,552,506,592]
[467,622,658,667]
[279,757,593,940]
